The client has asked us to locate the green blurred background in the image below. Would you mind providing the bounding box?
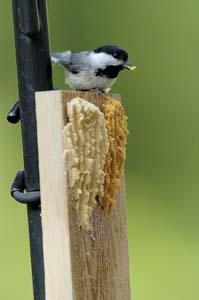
[1,0,199,299]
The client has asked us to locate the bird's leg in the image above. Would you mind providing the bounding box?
[88,87,104,94]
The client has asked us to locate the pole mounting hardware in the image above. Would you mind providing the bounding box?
[7,101,20,123]
[11,170,40,204]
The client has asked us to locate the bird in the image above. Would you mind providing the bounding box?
[51,45,136,93]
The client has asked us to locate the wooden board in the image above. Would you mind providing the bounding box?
[36,90,131,300]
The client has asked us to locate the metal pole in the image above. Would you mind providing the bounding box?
[11,0,53,299]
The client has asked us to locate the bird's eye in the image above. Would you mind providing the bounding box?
[113,53,120,59]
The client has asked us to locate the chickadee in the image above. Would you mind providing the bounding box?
[51,45,136,93]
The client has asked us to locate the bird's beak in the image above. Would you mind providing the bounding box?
[122,63,136,71]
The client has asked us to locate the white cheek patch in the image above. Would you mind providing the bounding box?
[89,52,121,68]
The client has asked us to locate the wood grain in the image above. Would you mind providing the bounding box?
[36,90,131,300]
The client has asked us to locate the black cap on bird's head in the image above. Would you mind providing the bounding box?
[94,45,136,71]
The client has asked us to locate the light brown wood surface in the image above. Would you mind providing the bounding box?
[36,90,131,300]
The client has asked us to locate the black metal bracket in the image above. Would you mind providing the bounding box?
[8,104,40,204]
[7,105,40,204]
[7,101,20,123]
[11,170,40,204]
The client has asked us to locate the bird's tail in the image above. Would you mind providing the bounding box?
[51,51,71,66]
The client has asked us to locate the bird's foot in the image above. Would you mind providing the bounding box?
[89,88,111,94]
[88,87,104,94]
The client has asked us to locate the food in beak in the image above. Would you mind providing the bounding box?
[123,64,136,71]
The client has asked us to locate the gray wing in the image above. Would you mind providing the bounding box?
[51,51,91,74]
